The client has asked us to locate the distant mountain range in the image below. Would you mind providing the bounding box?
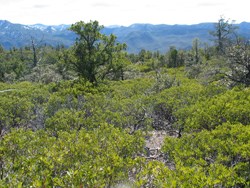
[1,20,250,53]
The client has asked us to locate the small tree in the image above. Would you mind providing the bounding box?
[167,46,183,68]
[192,38,200,63]
[31,37,38,67]
[210,16,238,55]
[69,20,126,83]
[0,47,6,81]
[227,41,250,86]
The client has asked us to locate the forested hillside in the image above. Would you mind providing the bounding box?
[0,18,249,187]
[1,19,250,53]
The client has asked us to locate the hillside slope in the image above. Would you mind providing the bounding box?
[1,20,250,53]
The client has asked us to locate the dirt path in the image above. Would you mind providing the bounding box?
[144,130,167,160]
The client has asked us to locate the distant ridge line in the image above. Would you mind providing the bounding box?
[1,20,250,53]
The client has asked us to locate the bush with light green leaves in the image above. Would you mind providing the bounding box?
[161,123,250,187]
[0,124,145,187]
[178,87,250,132]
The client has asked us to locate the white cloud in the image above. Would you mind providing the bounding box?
[33,4,50,9]
[0,0,249,25]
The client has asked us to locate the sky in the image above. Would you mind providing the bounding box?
[0,0,249,26]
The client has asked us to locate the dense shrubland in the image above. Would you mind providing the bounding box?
[0,19,249,187]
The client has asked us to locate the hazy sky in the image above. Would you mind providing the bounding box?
[0,0,249,26]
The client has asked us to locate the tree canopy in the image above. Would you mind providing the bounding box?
[69,20,127,83]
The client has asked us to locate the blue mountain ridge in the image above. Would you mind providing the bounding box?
[1,20,250,53]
